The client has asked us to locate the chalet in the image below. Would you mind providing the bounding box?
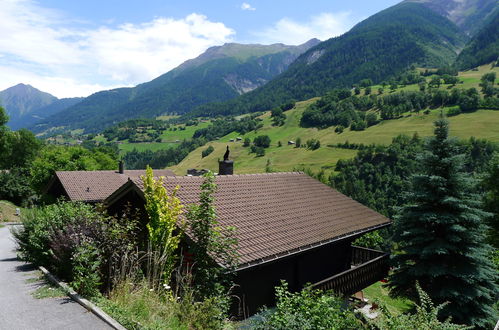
[105,170,390,316]
[44,162,175,203]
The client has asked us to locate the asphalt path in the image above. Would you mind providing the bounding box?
[0,225,111,330]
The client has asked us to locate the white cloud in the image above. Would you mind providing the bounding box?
[241,3,256,11]
[253,12,353,45]
[0,0,235,98]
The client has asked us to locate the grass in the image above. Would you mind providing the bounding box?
[94,282,234,330]
[27,272,67,299]
[118,141,176,153]
[0,200,22,222]
[172,101,499,175]
[363,281,414,316]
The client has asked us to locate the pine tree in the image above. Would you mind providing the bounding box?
[388,119,498,328]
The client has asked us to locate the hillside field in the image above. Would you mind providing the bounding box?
[172,103,499,175]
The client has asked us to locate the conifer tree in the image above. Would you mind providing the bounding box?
[388,119,498,328]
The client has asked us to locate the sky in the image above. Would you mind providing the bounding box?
[0,0,401,98]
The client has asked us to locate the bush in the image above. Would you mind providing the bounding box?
[253,135,271,148]
[306,139,321,150]
[201,145,214,158]
[250,281,359,329]
[13,201,139,296]
[243,137,251,147]
[446,106,461,117]
[13,201,99,267]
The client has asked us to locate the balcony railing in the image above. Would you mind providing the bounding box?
[310,246,389,295]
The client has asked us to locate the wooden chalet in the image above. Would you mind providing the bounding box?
[105,171,391,316]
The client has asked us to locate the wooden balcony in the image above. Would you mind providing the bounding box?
[310,246,389,295]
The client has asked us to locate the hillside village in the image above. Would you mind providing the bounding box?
[0,0,498,329]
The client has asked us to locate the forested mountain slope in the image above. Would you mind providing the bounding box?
[455,9,499,70]
[188,2,466,118]
[32,40,319,134]
[406,0,498,36]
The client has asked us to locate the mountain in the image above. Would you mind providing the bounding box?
[32,40,320,133]
[455,8,499,70]
[188,2,467,118]
[0,84,83,130]
[405,0,498,36]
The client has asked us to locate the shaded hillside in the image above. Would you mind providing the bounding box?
[406,0,498,36]
[32,40,319,134]
[188,2,466,118]
[455,9,499,70]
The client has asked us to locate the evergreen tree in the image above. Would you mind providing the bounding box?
[388,119,498,328]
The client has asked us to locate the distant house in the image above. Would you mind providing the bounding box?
[105,171,390,316]
[44,164,175,203]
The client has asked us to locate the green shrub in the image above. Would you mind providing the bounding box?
[253,135,271,148]
[446,106,461,117]
[71,240,102,297]
[201,145,214,158]
[250,281,359,329]
[306,139,321,150]
[13,201,99,267]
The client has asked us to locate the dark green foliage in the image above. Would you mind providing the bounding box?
[201,145,214,158]
[332,134,423,218]
[271,107,286,126]
[446,106,461,117]
[186,172,238,301]
[295,137,301,148]
[250,281,359,330]
[305,139,320,150]
[250,145,266,157]
[123,138,205,169]
[456,9,499,70]
[243,137,250,147]
[253,135,271,148]
[0,168,36,207]
[30,145,118,192]
[187,2,465,119]
[14,201,138,296]
[366,112,379,126]
[389,119,498,328]
[331,134,498,220]
[483,154,499,248]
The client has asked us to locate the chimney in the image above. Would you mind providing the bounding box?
[218,159,233,175]
[218,145,233,175]
[118,160,124,174]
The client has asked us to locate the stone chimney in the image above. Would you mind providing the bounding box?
[218,145,233,175]
[118,160,124,174]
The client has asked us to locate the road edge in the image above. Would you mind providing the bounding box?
[39,266,126,330]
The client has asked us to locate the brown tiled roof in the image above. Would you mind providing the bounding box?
[123,172,390,268]
[54,169,175,202]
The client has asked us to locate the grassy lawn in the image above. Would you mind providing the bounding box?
[0,200,22,222]
[363,281,414,316]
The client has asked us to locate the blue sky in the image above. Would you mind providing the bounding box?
[0,0,400,98]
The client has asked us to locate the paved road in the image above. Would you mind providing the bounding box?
[0,225,111,330]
